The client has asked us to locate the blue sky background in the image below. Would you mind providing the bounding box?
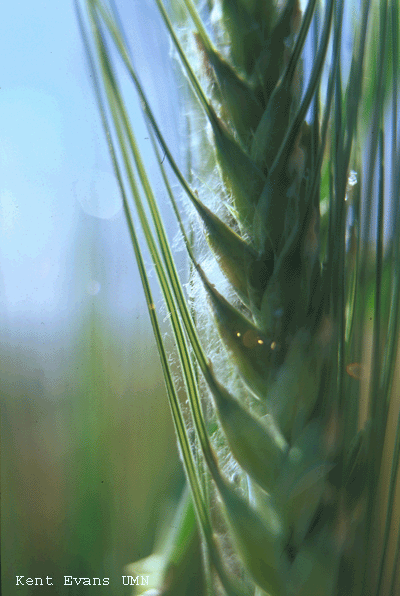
[1,2,96,314]
[0,1,179,317]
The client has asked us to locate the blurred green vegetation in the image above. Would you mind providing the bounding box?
[1,214,185,595]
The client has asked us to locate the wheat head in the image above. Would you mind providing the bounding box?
[78,0,400,595]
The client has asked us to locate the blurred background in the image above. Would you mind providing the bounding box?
[1,1,186,594]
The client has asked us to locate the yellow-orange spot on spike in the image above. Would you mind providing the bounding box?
[270,341,277,350]
[346,362,363,380]
[236,331,241,338]
[257,339,264,345]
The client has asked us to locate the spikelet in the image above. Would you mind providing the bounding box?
[168,0,346,592]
